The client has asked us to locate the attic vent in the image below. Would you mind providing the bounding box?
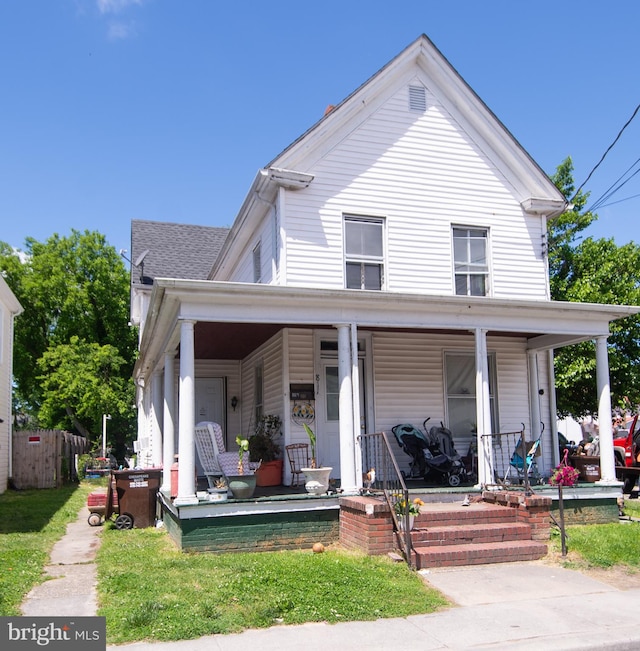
[408,85,427,112]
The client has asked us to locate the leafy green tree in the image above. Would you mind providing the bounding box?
[0,230,137,455]
[549,158,640,416]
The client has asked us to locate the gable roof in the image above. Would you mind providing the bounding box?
[130,219,229,285]
[211,35,566,278]
[270,34,564,206]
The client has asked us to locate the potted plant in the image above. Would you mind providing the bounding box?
[207,476,228,501]
[394,496,424,531]
[249,415,283,487]
[226,436,258,499]
[300,424,332,494]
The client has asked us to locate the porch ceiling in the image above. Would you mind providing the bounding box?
[191,322,535,360]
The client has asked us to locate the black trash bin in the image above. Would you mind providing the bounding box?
[109,468,162,529]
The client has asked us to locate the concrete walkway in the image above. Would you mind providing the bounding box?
[20,504,102,617]
[19,503,640,650]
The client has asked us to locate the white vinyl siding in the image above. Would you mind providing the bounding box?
[281,82,548,299]
[371,331,537,473]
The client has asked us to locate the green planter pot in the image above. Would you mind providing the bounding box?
[226,474,257,499]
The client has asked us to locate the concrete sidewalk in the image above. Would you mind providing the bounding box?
[20,504,640,650]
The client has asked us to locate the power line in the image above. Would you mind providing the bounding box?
[589,156,640,212]
[596,191,640,209]
[571,101,640,204]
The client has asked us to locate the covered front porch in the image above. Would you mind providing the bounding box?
[134,281,636,515]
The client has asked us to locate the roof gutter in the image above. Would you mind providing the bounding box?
[209,167,314,279]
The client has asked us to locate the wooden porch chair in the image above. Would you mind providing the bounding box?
[285,443,309,487]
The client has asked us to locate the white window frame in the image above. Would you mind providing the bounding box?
[254,361,264,424]
[252,241,262,283]
[452,226,489,296]
[444,351,498,439]
[344,215,385,290]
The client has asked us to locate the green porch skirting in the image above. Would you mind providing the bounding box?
[163,506,340,553]
[551,497,619,525]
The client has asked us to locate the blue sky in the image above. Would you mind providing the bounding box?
[1,1,639,259]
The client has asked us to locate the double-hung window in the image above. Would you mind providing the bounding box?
[344,216,384,290]
[252,241,262,283]
[453,227,489,296]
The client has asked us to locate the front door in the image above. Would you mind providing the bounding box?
[195,378,225,435]
[318,359,366,478]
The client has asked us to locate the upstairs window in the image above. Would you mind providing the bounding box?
[252,241,262,283]
[453,227,489,296]
[344,216,384,290]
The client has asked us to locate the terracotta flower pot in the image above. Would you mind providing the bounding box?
[255,459,283,487]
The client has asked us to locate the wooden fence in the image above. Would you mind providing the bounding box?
[12,430,90,489]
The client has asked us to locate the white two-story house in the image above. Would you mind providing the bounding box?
[130,35,638,506]
[0,275,23,494]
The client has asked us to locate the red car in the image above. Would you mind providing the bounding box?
[613,414,640,493]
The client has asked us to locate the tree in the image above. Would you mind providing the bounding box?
[549,158,640,416]
[0,230,137,456]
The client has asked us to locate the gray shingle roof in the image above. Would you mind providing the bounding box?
[130,219,230,285]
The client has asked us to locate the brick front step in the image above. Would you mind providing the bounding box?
[415,502,518,528]
[412,521,533,546]
[412,539,548,568]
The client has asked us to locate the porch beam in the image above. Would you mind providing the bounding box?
[595,336,617,484]
[175,319,198,505]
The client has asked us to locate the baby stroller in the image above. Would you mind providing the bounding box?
[392,422,466,487]
[503,435,543,486]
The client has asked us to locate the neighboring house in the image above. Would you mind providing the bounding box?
[131,35,639,505]
[0,275,23,494]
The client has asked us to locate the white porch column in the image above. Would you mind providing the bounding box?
[547,349,561,467]
[337,323,357,493]
[161,351,176,493]
[595,335,617,484]
[474,328,493,488]
[527,350,542,443]
[150,370,164,468]
[351,322,363,486]
[176,320,198,505]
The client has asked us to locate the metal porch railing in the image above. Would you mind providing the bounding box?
[359,431,415,568]
[483,424,542,495]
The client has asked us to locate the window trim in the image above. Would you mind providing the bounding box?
[452,225,490,297]
[343,214,386,291]
[444,350,499,438]
[252,241,262,284]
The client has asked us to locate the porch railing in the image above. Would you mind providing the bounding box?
[359,431,414,568]
[483,425,540,495]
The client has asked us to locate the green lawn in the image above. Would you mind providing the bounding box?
[0,481,95,615]
[96,525,448,644]
[3,483,640,645]
[549,496,640,569]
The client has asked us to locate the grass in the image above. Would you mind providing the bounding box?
[0,481,95,615]
[549,496,640,570]
[97,526,448,644]
[3,483,640,645]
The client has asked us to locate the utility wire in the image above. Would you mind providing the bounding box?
[597,191,640,209]
[571,101,640,204]
[589,156,640,212]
